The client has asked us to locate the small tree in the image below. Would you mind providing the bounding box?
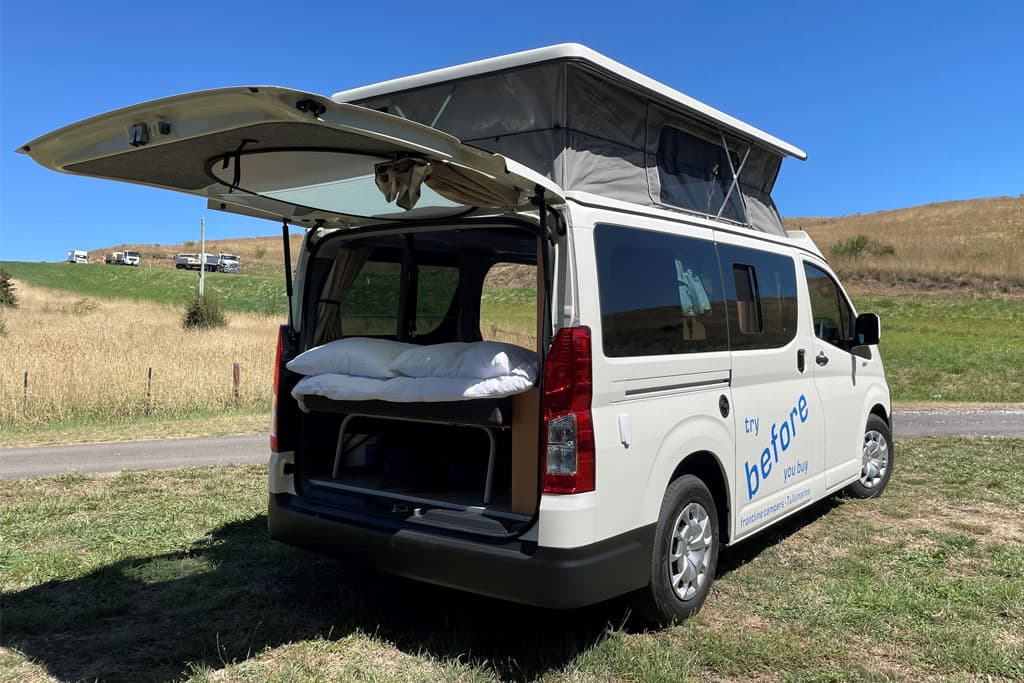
[0,269,17,307]
[183,293,226,329]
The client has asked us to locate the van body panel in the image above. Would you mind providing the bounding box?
[639,412,735,537]
[714,229,827,537]
[536,491,599,548]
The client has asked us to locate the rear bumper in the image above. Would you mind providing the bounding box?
[268,494,653,609]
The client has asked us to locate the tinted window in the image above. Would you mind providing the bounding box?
[595,225,728,357]
[718,245,798,350]
[320,255,459,339]
[803,263,853,347]
[657,126,746,223]
[339,261,402,336]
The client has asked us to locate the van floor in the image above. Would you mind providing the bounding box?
[307,472,519,518]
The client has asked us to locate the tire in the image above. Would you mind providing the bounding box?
[844,414,893,499]
[633,474,719,626]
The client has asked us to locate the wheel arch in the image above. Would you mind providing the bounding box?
[670,451,732,544]
[870,403,890,427]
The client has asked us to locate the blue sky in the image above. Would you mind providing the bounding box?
[2,0,1022,262]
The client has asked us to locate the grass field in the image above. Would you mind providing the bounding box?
[0,281,280,434]
[789,195,1024,290]
[854,292,1024,403]
[0,262,289,315]
[1,272,1021,442]
[1,437,1021,681]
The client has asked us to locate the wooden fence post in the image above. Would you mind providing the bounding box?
[145,367,153,415]
[22,370,28,415]
[232,362,241,406]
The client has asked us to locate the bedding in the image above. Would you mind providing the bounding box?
[292,373,534,408]
[389,341,538,382]
[286,337,416,379]
[288,338,539,407]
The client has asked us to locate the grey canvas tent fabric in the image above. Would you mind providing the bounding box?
[352,61,789,236]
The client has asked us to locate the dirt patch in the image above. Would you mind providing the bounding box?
[854,499,1023,543]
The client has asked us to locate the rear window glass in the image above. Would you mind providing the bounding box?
[594,224,728,357]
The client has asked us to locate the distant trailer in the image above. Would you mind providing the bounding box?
[67,250,88,264]
[175,253,202,270]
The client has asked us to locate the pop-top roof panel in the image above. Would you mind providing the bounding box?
[332,43,806,161]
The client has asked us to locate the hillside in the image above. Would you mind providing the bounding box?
[788,195,1024,292]
[85,195,1024,292]
[87,235,303,277]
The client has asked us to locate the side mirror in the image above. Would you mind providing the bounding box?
[854,313,881,346]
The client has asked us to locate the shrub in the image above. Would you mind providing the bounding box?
[183,293,227,329]
[254,247,268,259]
[830,234,895,259]
[0,315,7,338]
[0,269,17,307]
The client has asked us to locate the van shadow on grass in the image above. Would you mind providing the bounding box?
[2,515,625,682]
[2,498,842,682]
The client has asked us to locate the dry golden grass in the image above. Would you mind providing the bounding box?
[787,195,1024,289]
[0,281,280,429]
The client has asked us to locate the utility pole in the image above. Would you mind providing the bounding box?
[199,216,206,298]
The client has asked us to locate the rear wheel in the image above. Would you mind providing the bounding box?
[844,414,893,499]
[633,474,719,625]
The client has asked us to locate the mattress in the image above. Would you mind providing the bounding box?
[292,372,534,409]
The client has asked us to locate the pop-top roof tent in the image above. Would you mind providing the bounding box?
[334,43,806,236]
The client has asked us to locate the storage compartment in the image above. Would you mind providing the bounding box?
[295,408,530,534]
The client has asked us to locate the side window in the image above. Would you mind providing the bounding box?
[719,244,799,350]
[803,263,853,347]
[480,263,538,349]
[594,224,728,357]
[338,260,401,336]
[314,247,459,341]
[415,264,460,335]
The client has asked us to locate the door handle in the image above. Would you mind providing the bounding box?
[816,351,829,366]
[797,349,806,373]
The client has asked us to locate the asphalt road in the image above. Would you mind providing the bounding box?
[1,408,1021,479]
[0,433,268,479]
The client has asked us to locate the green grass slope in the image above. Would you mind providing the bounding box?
[0,262,287,315]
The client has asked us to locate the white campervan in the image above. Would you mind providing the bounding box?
[19,44,891,623]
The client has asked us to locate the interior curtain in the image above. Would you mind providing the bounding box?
[313,247,371,344]
[374,158,518,211]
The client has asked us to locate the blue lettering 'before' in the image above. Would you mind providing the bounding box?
[744,395,809,500]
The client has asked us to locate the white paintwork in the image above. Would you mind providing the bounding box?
[533,198,888,550]
[332,43,807,160]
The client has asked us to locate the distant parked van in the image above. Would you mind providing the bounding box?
[21,44,891,624]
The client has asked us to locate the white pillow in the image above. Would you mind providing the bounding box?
[286,337,416,378]
[390,341,538,382]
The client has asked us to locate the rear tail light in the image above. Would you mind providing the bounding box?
[542,326,595,494]
[270,326,283,452]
